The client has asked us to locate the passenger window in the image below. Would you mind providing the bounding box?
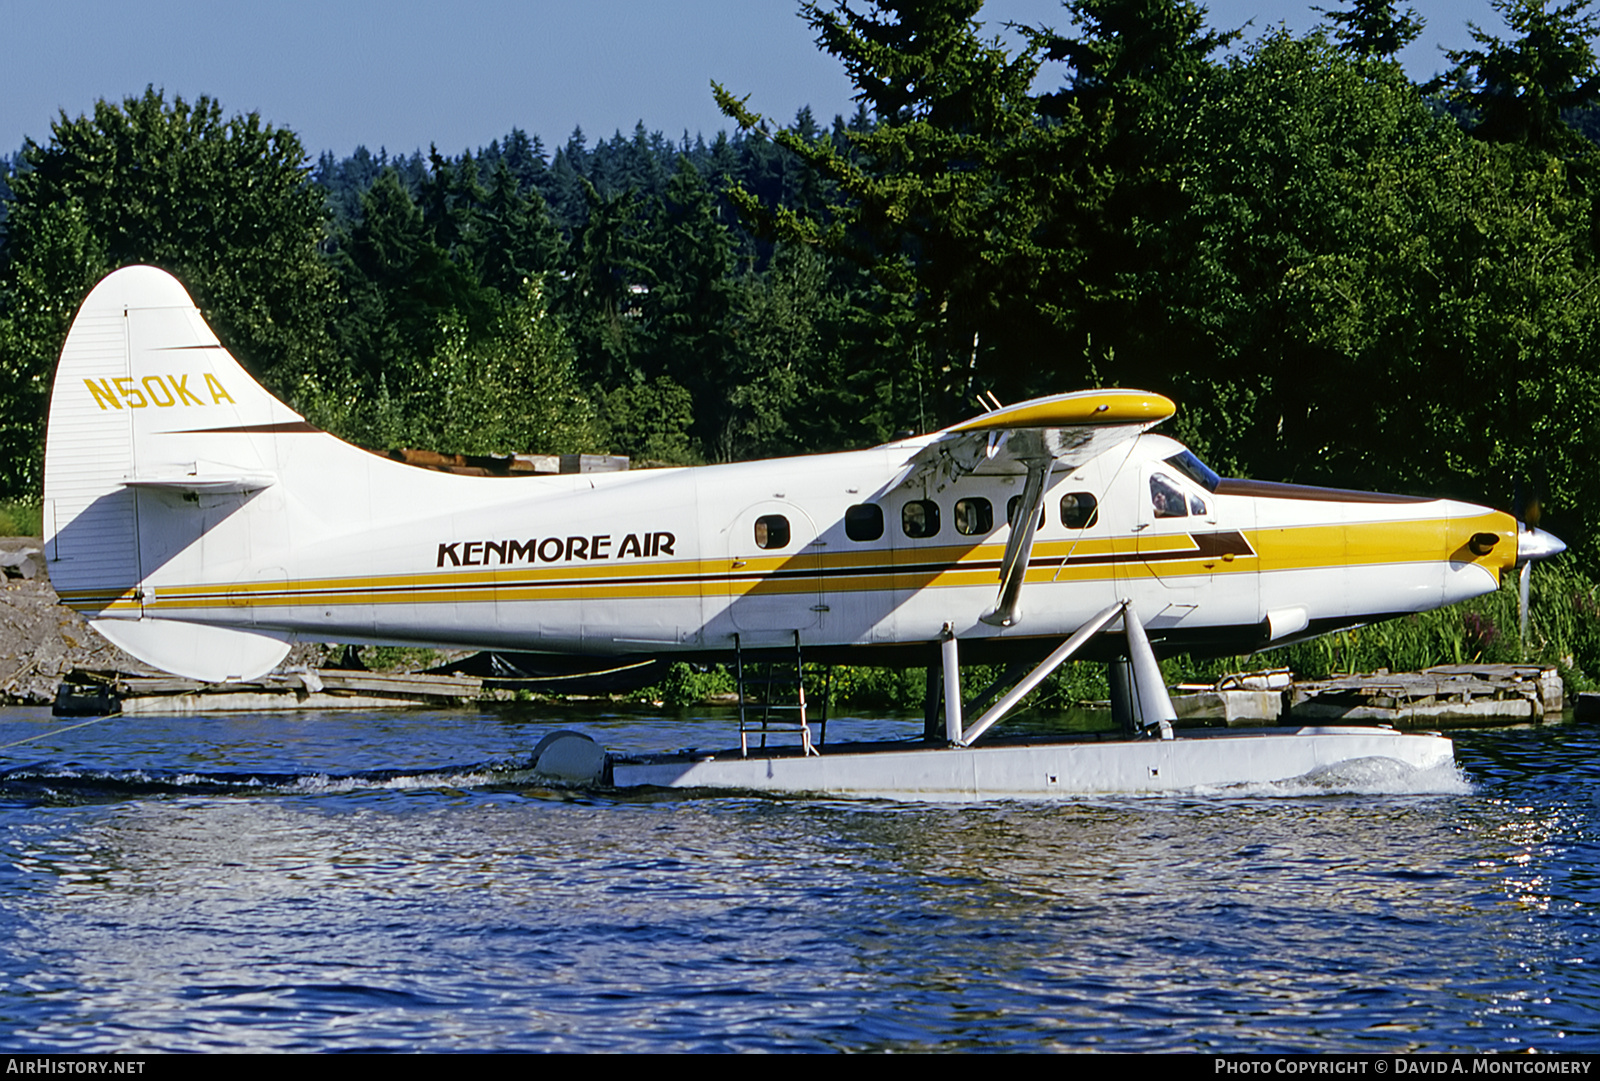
[954,497,993,536]
[1060,492,1099,529]
[1006,496,1046,530]
[754,514,790,549]
[1189,494,1207,516]
[1151,475,1188,519]
[845,503,884,542]
[901,500,940,539]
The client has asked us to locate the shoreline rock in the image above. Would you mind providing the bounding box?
[0,538,147,704]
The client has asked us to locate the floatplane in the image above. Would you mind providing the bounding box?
[41,266,1566,800]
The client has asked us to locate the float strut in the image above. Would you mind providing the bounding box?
[1122,601,1176,741]
[1107,657,1136,735]
[957,601,1126,747]
[941,623,962,744]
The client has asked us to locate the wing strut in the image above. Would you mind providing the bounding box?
[980,457,1050,628]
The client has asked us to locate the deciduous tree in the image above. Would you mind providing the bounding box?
[0,88,336,495]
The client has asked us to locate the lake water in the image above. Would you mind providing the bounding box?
[0,702,1595,1053]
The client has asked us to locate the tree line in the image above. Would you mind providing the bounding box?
[3,0,1600,569]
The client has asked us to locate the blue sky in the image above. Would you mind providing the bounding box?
[2,1,1502,162]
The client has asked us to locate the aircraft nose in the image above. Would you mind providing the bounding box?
[1517,527,1567,564]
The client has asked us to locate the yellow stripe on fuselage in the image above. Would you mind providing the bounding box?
[1254,512,1514,576]
[57,509,1517,617]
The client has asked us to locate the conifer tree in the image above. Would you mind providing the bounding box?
[1315,0,1424,60]
[1446,0,1600,154]
[717,0,1051,414]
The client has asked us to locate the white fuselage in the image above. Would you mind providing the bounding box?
[72,430,1514,662]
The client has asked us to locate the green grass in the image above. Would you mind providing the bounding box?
[353,645,449,672]
[627,564,1600,709]
[0,499,42,537]
[645,662,736,706]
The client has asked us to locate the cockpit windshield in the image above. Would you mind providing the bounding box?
[1165,450,1220,492]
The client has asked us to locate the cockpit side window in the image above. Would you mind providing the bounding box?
[1165,450,1221,492]
[1150,474,1188,519]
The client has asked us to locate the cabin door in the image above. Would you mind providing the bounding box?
[723,501,823,634]
[1132,463,1257,629]
[1133,464,1216,620]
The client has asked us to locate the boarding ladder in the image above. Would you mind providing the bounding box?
[734,631,829,757]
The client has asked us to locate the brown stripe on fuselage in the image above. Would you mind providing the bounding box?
[1214,479,1431,504]
[1189,531,1256,557]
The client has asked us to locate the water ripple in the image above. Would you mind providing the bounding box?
[0,707,1596,1050]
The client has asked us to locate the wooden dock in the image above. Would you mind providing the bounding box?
[1172,669,1290,726]
[1284,664,1562,728]
[54,668,484,715]
[1169,665,1564,729]
[51,660,1569,729]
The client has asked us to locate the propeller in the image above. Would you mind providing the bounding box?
[1512,474,1566,643]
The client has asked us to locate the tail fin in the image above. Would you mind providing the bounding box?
[44,265,301,681]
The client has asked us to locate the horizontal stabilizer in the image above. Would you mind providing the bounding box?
[123,473,277,494]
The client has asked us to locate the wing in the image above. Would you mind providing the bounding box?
[906,389,1176,481]
[901,390,1176,628]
